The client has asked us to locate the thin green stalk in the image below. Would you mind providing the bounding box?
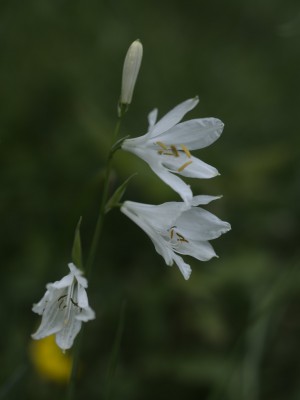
[86,116,122,277]
[66,328,84,400]
[104,300,127,400]
[66,116,123,400]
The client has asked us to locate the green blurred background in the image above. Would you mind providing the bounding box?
[1,0,300,399]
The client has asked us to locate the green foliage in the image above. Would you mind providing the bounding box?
[71,217,83,270]
[105,173,137,214]
[1,0,300,399]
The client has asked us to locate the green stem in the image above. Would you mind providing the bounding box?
[86,116,122,277]
[66,328,84,400]
[66,116,123,400]
[104,300,127,400]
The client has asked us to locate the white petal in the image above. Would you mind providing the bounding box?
[172,254,192,280]
[76,306,96,322]
[122,140,207,201]
[177,208,231,240]
[148,108,158,130]
[32,290,51,315]
[55,316,82,350]
[149,163,193,204]
[177,240,217,261]
[122,200,184,230]
[68,262,81,276]
[156,118,224,150]
[51,273,73,289]
[190,195,222,206]
[121,203,175,265]
[161,154,219,179]
[32,322,62,340]
[150,97,199,138]
[68,263,88,288]
[77,285,88,308]
[121,135,149,154]
[76,274,88,288]
[31,290,66,339]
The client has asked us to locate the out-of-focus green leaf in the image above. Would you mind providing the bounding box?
[71,217,83,269]
[105,173,137,213]
[110,135,130,155]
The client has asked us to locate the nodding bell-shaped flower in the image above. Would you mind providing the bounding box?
[121,195,231,280]
[119,39,143,115]
[32,263,95,351]
[122,97,224,204]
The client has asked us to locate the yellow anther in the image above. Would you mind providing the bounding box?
[170,229,174,239]
[176,232,189,243]
[177,160,193,172]
[181,144,191,158]
[156,141,168,150]
[170,145,179,157]
[158,150,177,156]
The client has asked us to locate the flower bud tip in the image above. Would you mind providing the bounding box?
[119,40,143,114]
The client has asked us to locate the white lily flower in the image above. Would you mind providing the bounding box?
[122,97,224,204]
[121,196,231,280]
[32,263,95,351]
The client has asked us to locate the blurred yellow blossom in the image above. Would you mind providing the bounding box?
[29,335,72,384]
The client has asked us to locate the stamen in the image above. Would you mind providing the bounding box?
[176,232,189,243]
[167,225,177,240]
[181,144,191,158]
[170,145,179,157]
[64,280,75,322]
[70,298,79,308]
[58,295,67,310]
[158,150,177,156]
[177,160,193,172]
[157,142,180,157]
[156,141,168,150]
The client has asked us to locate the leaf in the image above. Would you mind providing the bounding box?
[71,217,83,269]
[110,135,130,155]
[105,173,137,214]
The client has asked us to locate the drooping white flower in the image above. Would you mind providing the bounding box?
[121,196,231,280]
[121,97,224,204]
[32,263,95,351]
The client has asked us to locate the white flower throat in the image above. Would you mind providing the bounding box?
[57,280,82,324]
[167,225,189,248]
[156,141,193,172]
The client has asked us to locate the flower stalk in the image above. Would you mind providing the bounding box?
[86,116,122,276]
[67,115,123,400]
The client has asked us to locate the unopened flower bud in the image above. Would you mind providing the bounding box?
[119,39,143,116]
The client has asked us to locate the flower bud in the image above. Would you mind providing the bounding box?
[119,39,143,115]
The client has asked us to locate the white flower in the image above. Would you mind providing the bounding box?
[122,97,224,204]
[119,39,143,110]
[32,263,95,351]
[121,196,231,280]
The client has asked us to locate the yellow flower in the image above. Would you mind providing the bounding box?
[29,335,72,384]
